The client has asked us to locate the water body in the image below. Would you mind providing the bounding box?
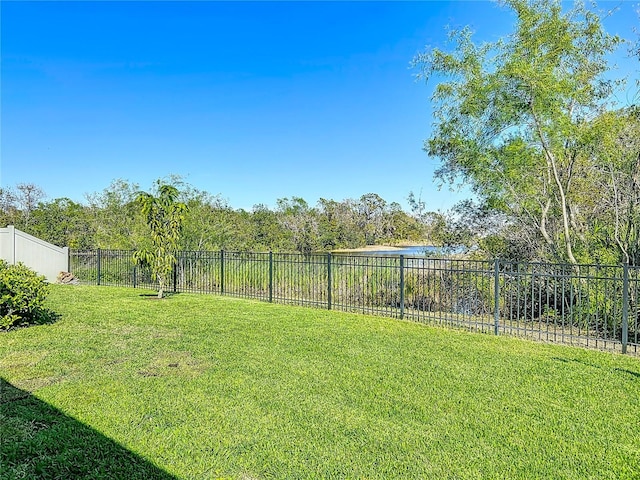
[335,245,445,257]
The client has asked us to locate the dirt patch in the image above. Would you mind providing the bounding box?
[139,351,211,378]
[109,325,181,351]
[5,375,66,394]
[0,351,49,369]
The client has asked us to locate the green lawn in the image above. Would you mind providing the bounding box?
[1,285,639,479]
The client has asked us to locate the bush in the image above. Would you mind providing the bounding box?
[0,261,51,329]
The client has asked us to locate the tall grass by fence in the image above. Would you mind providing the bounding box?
[69,249,640,355]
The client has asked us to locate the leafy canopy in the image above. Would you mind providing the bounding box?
[134,184,187,298]
[413,0,627,263]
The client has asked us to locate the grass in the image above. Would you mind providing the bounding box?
[1,285,639,479]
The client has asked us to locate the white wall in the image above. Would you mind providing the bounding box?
[0,226,14,264]
[0,225,69,282]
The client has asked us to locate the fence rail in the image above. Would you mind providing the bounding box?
[69,249,640,355]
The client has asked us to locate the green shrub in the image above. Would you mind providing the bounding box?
[0,260,51,329]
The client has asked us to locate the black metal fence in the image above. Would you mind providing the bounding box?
[70,249,640,355]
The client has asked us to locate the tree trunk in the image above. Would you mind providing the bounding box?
[531,107,578,265]
[157,274,165,299]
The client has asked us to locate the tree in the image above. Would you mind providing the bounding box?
[133,184,187,299]
[250,204,284,251]
[317,198,364,249]
[413,0,625,264]
[587,107,640,264]
[0,183,46,229]
[0,187,18,227]
[85,179,146,249]
[179,187,237,251]
[29,198,94,249]
[357,193,388,245]
[276,197,319,254]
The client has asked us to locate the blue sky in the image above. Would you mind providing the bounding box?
[2,1,638,212]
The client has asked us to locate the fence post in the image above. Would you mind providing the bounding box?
[133,266,137,289]
[494,258,500,336]
[269,251,273,303]
[622,263,629,354]
[97,248,101,286]
[400,255,405,320]
[220,250,225,295]
[173,261,177,293]
[327,253,332,310]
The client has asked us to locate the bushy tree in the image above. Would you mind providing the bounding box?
[317,198,364,249]
[276,197,320,254]
[250,203,286,251]
[133,184,187,298]
[85,179,147,250]
[180,189,235,251]
[0,261,51,329]
[413,0,626,264]
[29,198,94,249]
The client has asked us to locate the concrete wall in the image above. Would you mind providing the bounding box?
[0,225,69,282]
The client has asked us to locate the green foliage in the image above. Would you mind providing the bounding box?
[414,0,632,264]
[0,261,50,329]
[4,178,434,254]
[276,197,320,254]
[134,184,187,298]
[29,198,95,249]
[180,192,238,251]
[250,203,287,251]
[86,179,147,250]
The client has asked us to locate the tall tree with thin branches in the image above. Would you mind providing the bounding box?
[413,0,624,264]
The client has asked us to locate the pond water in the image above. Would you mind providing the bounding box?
[334,245,445,257]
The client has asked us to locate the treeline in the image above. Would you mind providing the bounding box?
[0,179,442,254]
[6,168,640,265]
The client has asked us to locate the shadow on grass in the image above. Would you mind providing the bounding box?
[614,367,640,378]
[0,378,177,480]
[138,292,181,299]
[1,310,62,332]
[552,356,640,378]
[35,309,62,328]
